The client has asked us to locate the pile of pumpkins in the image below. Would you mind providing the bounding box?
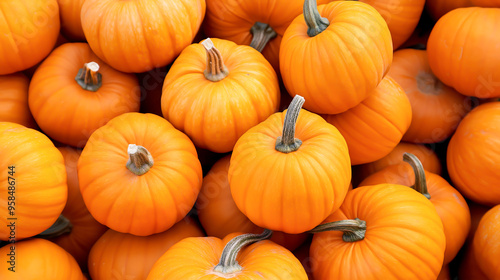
[1,0,500,279]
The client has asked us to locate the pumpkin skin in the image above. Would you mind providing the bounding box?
[57,0,86,41]
[279,0,393,114]
[473,204,500,279]
[161,38,280,153]
[0,73,37,129]
[447,102,500,206]
[0,238,85,279]
[0,122,67,241]
[81,0,206,73]
[324,76,412,165]
[88,217,205,280]
[310,184,446,280]
[427,7,500,98]
[78,112,203,236]
[388,49,471,143]
[425,0,500,20]
[28,42,140,148]
[0,0,60,75]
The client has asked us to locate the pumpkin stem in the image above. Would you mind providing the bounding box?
[250,22,277,52]
[202,38,229,82]
[309,218,366,242]
[304,0,330,37]
[403,153,431,199]
[126,144,154,176]
[75,61,102,92]
[275,95,305,153]
[213,229,273,274]
[37,215,73,239]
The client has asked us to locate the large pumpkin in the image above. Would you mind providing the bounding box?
[0,73,37,129]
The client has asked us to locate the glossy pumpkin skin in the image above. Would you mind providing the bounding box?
[447,102,500,206]
[279,1,393,114]
[427,8,500,98]
[78,113,203,236]
[57,0,86,41]
[473,204,500,279]
[425,0,500,20]
[0,73,37,129]
[324,76,412,165]
[161,38,280,153]
[0,122,67,241]
[88,217,205,280]
[197,155,309,251]
[146,234,308,279]
[388,49,471,143]
[81,0,206,73]
[359,163,471,264]
[0,0,60,75]
[228,108,351,234]
[310,184,446,280]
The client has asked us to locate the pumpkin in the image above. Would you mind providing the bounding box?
[0,72,37,129]
[309,184,446,280]
[279,0,392,114]
[0,238,85,279]
[427,7,500,98]
[359,153,470,264]
[81,0,206,73]
[0,0,60,75]
[0,122,67,241]
[197,155,309,251]
[228,96,351,234]
[388,49,471,143]
[78,112,203,236]
[447,102,500,205]
[28,42,140,148]
[323,76,412,165]
[472,204,500,279]
[425,0,500,20]
[57,0,86,41]
[88,217,205,280]
[147,230,308,279]
[161,38,280,153]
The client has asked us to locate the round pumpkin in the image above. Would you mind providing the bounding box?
[81,0,206,73]
[473,204,500,279]
[161,38,280,153]
[0,73,37,129]
[28,42,140,148]
[0,0,60,75]
[57,0,86,41]
[78,112,203,236]
[0,122,67,241]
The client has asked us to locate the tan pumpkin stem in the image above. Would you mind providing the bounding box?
[213,229,273,274]
[276,95,305,153]
[126,144,154,176]
[304,0,329,37]
[250,22,277,52]
[309,218,366,242]
[37,215,73,239]
[202,38,229,82]
[403,152,431,199]
[75,61,102,92]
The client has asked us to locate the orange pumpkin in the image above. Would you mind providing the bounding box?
[279,0,392,114]
[472,204,500,279]
[228,96,351,234]
[0,0,60,75]
[0,73,37,129]
[425,0,500,20]
[388,49,471,143]
[324,76,412,165]
[0,122,67,241]
[161,38,280,153]
[28,42,140,148]
[57,0,86,41]
[78,112,203,236]
[81,0,206,73]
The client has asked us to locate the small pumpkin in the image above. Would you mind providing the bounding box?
[0,73,37,129]
[57,0,86,41]
[472,204,500,279]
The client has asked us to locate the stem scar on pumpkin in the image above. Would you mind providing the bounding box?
[403,152,431,199]
[276,95,305,153]
[250,22,277,52]
[37,215,73,239]
[309,218,366,242]
[75,61,102,92]
[201,38,229,82]
[126,144,154,176]
[304,0,330,37]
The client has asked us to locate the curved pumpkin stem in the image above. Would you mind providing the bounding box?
[275,95,305,153]
[309,218,366,242]
[250,22,277,52]
[304,0,329,37]
[213,229,273,274]
[37,215,73,239]
[75,61,102,92]
[126,144,154,176]
[403,152,431,199]
[202,38,229,82]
